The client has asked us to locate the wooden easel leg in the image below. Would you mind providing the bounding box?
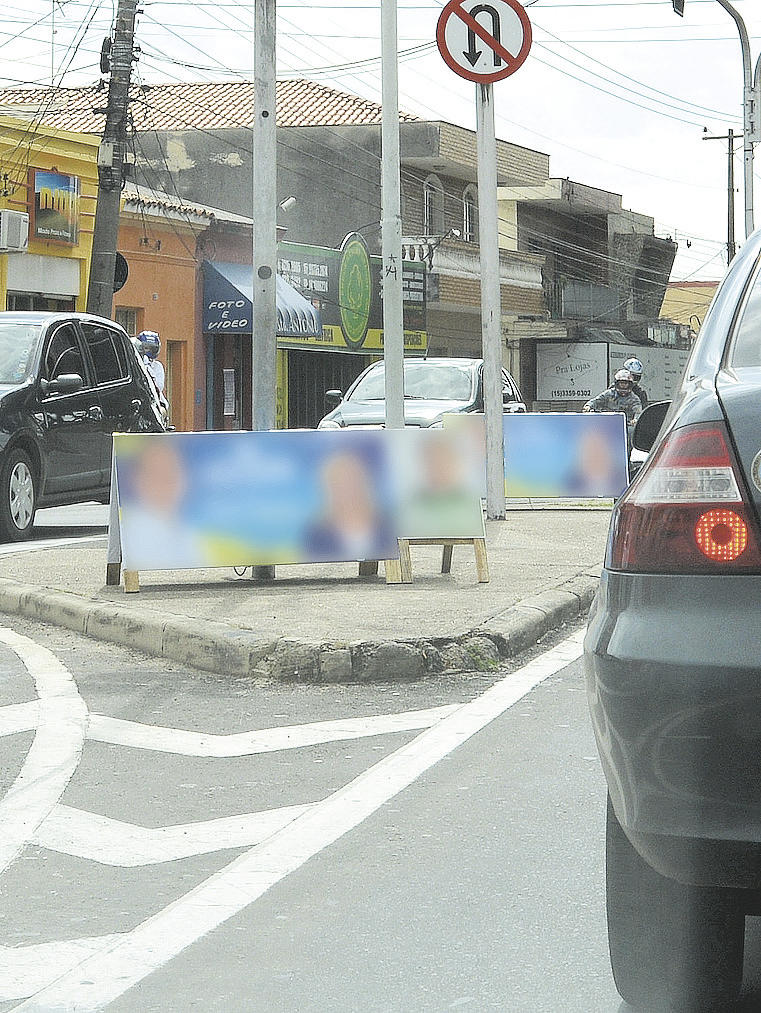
[359,560,379,577]
[441,544,454,574]
[473,538,489,583]
[124,569,140,593]
[384,558,403,584]
[106,561,122,586]
[398,539,413,583]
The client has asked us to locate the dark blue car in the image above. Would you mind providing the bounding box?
[585,227,761,1010]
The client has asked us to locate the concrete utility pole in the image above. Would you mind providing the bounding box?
[476,83,505,521]
[252,0,277,433]
[702,128,737,262]
[380,0,405,430]
[86,0,139,318]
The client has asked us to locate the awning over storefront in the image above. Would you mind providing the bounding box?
[202,261,321,337]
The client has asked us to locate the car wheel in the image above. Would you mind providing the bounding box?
[0,449,36,542]
[606,795,744,1010]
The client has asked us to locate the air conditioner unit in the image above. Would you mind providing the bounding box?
[0,210,29,252]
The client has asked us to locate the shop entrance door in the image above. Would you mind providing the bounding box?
[287,349,369,429]
[210,333,252,430]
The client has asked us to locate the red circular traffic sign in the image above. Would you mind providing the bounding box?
[436,0,532,84]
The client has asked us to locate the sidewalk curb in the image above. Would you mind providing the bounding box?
[0,570,600,682]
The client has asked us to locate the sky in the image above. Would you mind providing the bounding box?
[3,0,761,281]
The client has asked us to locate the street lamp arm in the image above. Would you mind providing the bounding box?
[711,0,755,236]
[714,0,752,87]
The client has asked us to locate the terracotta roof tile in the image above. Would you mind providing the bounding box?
[0,79,417,134]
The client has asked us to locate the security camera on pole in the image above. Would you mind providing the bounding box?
[436,0,532,520]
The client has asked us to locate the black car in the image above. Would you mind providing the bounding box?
[585,228,761,1010]
[0,311,165,541]
[317,357,525,429]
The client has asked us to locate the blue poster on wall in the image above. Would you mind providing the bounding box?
[113,430,400,571]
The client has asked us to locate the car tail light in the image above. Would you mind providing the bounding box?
[609,422,761,573]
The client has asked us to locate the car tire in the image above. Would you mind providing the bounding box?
[606,794,744,1011]
[0,449,36,542]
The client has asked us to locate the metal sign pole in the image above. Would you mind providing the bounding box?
[381,0,405,429]
[253,0,277,433]
[476,82,505,520]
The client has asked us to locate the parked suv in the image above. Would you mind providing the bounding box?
[0,311,166,541]
[317,357,525,429]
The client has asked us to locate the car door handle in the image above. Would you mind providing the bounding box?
[86,405,103,421]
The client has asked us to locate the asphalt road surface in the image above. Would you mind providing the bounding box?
[3,508,761,1011]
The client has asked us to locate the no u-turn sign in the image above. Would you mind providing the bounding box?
[436,0,532,84]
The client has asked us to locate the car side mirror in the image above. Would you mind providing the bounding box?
[633,400,671,453]
[40,373,84,396]
[324,389,342,407]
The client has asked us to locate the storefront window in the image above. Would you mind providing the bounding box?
[6,293,74,312]
[114,307,139,337]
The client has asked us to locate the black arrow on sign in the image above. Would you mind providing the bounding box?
[463,4,502,67]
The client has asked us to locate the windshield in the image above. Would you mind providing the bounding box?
[0,322,42,384]
[349,361,475,402]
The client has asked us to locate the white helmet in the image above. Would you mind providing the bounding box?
[624,357,643,381]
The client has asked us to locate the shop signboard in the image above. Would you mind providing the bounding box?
[277,236,427,353]
[608,344,690,403]
[535,342,608,402]
[30,169,80,245]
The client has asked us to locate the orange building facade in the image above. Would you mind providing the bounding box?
[114,190,211,433]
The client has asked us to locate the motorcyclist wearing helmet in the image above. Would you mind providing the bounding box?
[583,369,643,430]
[136,330,169,423]
[623,356,648,408]
[137,330,165,394]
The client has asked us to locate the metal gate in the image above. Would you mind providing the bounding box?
[287,349,369,429]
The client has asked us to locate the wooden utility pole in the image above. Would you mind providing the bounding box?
[86,0,139,318]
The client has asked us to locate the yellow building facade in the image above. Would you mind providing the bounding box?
[0,115,98,311]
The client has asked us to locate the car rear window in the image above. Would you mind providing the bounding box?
[350,362,475,401]
[0,322,41,384]
[730,259,761,367]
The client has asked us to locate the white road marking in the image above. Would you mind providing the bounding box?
[86,704,458,756]
[0,936,123,1003]
[11,629,584,1012]
[0,700,38,737]
[32,802,315,866]
[0,629,88,877]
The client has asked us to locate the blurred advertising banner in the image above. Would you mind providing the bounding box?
[113,431,400,571]
[503,413,628,498]
[390,429,485,539]
[443,412,629,499]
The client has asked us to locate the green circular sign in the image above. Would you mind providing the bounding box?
[339,237,372,348]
